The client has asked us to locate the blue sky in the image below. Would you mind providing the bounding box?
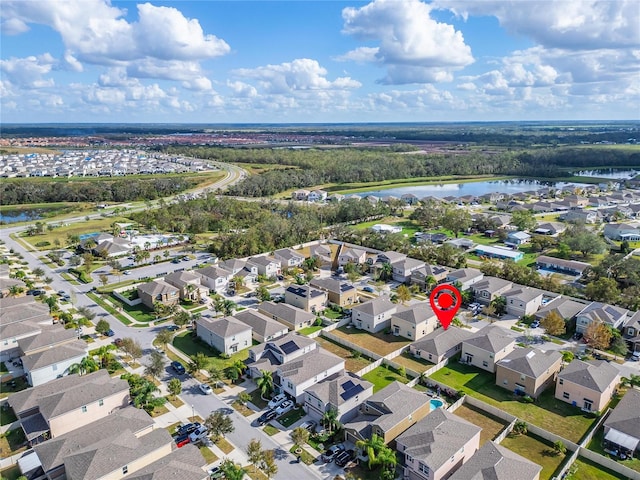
[1,0,638,123]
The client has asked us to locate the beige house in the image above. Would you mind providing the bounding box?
[163,271,208,302]
[449,442,541,480]
[304,373,373,423]
[310,278,358,308]
[461,325,516,373]
[410,264,449,290]
[195,316,252,355]
[471,277,513,305]
[344,381,433,445]
[502,286,545,317]
[284,284,327,313]
[233,309,288,343]
[352,296,397,333]
[496,348,563,398]
[390,303,438,341]
[446,268,484,291]
[9,370,129,445]
[409,327,475,364]
[137,279,179,309]
[555,359,621,412]
[397,409,481,480]
[258,301,316,331]
[338,247,367,267]
[0,296,53,359]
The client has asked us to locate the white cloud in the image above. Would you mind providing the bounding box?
[435,0,640,50]
[227,81,258,98]
[0,54,56,88]
[1,17,29,35]
[334,47,379,64]
[340,0,473,84]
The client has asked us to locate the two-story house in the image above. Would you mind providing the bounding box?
[258,301,316,331]
[218,258,259,284]
[409,327,474,365]
[0,296,52,361]
[391,257,426,284]
[352,296,397,333]
[461,325,516,373]
[274,248,306,269]
[397,408,481,480]
[309,244,333,266]
[304,373,373,423]
[410,265,449,290]
[137,280,179,310]
[603,388,640,459]
[449,442,541,480]
[338,247,367,267]
[555,359,620,412]
[496,348,563,398]
[390,303,438,341]
[9,370,130,445]
[575,302,629,334]
[163,271,208,302]
[310,278,358,308]
[247,256,281,278]
[195,265,231,294]
[195,316,252,355]
[471,277,513,306]
[445,268,484,291]
[502,286,545,317]
[622,311,640,354]
[233,309,288,344]
[284,285,327,313]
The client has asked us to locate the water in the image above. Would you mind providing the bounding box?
[356,179,587,199]
[429,398,444,411]
[0,210,43,224]
[574,169,638,179]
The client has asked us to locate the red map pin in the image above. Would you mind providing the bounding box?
[429,284,462,330]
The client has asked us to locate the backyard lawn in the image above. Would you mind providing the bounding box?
[500,432,566,480]
[110,294,156,323]
[315,336,372,373]
[0,428,27,457]
[570,457,627,480]
[0,465,22,480]
[331,327,411,356]
[451,403,508,446]
[430,362,595,442]
[362,365,410,392]
[173,331,249,371]
[299,325,323,336]
[392,351,434,374]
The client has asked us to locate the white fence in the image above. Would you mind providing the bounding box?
[112,285,142,306]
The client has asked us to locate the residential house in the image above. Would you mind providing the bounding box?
[309,244,333,266]
[195,316,252,355]
[310,278,358,308]
[304,373,374,423]
[575,302,629,334]
[603,223,640,241]
[496,348,563,398]
[344,381,433,445]
[410,264,449,290]
[195,265,231,294]
[308,189,328,202]
[444,238,475,250]
[338,247,367,267]
[371,224,402,234]
[589,197,611,208]
[562,209,599,224]
[409,327,474,364]
[375,250,407,267]
[401,193,420,205]
[502,286,545,317]
[534,297,586,323]
[536,255,591,277]
[0,296,52,360]
[390,303,438,341]
[93,237,132,257]
[219,258,259,284]
[163,271,208,302]
[446,268,484,291]
[416,232,449,244]
[474,245,524,261]
[397,408,481,480]
[247,255,281,278]
[352,296,397,333]
[449,442,541,480]
[327,193,345,203]
[471,277,513,306]
[137,280,179,310]
[555,359,620,412]
[461,325,516,373]
[233,309,288,344]
[274,248,306,269]
[0,264,26,297]
[292,189,311,201]
[121,445,208,480]
[391,257,426,284]
[603,388,640,458]
[284,284,327,313]
[622,311,640,354]
[505,231,531,247]
[534,222,566,236]
[258,301,316,331]
[8,370,129,445]
[247,332,316,368]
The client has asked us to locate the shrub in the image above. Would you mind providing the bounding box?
[522,395,534,403]
[35,241,51,247]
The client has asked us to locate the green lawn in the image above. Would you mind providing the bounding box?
[362,365,410,392]
[0,465,22,480]
[172,332,249,371]
[263,424,279,436]
[323,309,343,320]
[570,457,627,480]
[248,389,269,409]
[0,406,17,426]
[430,362,595,442]
[278,407,306,428]
[289,445,316,465]
[392,351,434,374]
[452,403,508,446]
[87,292,132,325]
[299,325,323,336]
[110,294,156,322]
[331,326,411,356]
[500,432,566,480]
[199,445,219,464]
[587,426,640,473]
[0,428,27,457]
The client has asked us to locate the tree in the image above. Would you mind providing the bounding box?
[95,344,116,368]
[153,301,167,319]
[356,433,386,469]
[491,296,507,316]
[322,407,340,435]
[610,337,629,357]
[424,275,437,292]
[168,378,182,399]
[99,273,109,287]
[69,356,99,376]
[190,352,207,371]
[377,262,393,281]
[208,367,223,388]
[261,449,278,479]
[560,350,574,364]
[77,305,96,322]
[8,285,24,297]
[120,338,143,363]
[219,459,246,480]
[553,440,567,455]
[563,225,606,258]
[395,285,411,304]
[205,410,234,440]
[583,321,612,351]
[541,311,566,336]
[155,328,174,351]
[145,350,165,380]
[511,210,537,231]
[256,285,272,302]
[257,370,274,399]
[237,391,251,405]
[225,359,246,384]
[512,420,528,436]
[441,207,472,238]
[32,267,45,278]
[246,438,264,467]
[172,310,191,327]
[376,446,398,476]
[585,277,620,304]
[121,374,165,412]
[291,426,310,447]
[95,319,111,336]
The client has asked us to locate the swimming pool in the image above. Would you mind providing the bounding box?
[429,398,444,411]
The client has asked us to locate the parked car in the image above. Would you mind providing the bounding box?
[123,271,131,275]
[299,420,316,433]
[256,409,278,426]
[171,360,186,375]
[199,383,213,395]
[530,321,540,329]
[176,422,201,436]
[105,329,115,337]
[208,466,224,479]
[335,449,355,467]
[175,434,190,448]
[275,399,294,416]
[630,352,640,362]
[166,325,179,331]
[267,393,288,410]
[188,425,209,443]
[322,444,345,463]
[362,286,375,293]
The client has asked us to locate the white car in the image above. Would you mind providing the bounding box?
[188,425,209,443]
[275,399,294,416]
[267,393,287,410]
[199,383,213,395]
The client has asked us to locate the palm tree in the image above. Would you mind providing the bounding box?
[69,356,99,376]
[376,446,398,477]
[377,262,393,281]
[8,285,24,297]
[424,275,437,292]
[356,433,386,469]
[225,359,246,384]
[256,370,274,400]
[322,407,340,435]
[220,459,246,480]
[95,344,116,368]
[208,367,223,388]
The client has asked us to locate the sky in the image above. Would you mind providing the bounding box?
[1,0,639,124]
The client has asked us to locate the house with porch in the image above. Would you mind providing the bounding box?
[555,359,620,412]
[461,325,516,373]
[195,316,252,355]
[603,388,640,459]
[390,303,438,341]
[408,327,475,364]
[137,280,179,310]
[304,373,373,423]
[496,348,563,398]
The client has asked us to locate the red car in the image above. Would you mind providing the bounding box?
[175,434,191,448]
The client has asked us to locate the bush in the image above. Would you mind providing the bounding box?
[522,395,534,403]
[35,241,51,247]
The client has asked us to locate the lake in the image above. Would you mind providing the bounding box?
[356,179,587,199]
[0,210,43,224]
[574,168,638,179]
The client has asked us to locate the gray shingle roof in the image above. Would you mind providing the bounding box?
[233,309,287,339]
[18,324,78,355]
[392,303,437,326]
[535,297,586,321]
[0,296,51,325]
[164,270,200,287]
[310,278,355,295]
[21,339,87,371]
[196,316,251,339]
[604,388,640,441]
[502,286,545,303]
[497,348,562,379]
[365,381,426,432]
[447,268,483,284]
[352,296,396,317]
[397,408,481,471]
[249,332,316,365]
[558,359,620,393]
[305,372,372,408]
[258,301,315,327]
[278,348,344,384]
[137,279,178,297]
[449,441,542,480]
[472,277,513,294]
[285,285,326,299]
[577,302,628,326]
[464,325,515,354]
[411,326,475,357]
[122,444,207,480]
[196,265,230,281]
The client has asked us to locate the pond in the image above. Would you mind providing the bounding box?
[356,179,587,199]
[574,168,638,179]
[0,210,43,224]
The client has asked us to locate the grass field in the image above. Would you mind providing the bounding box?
[315,336,372,373]
[362,365,410,392]
[172,331,249,371]
[452,403,508,446]
[110,294,156,323]
[570,457,627,480]
[330,327,411,356]
[430,362,595,442]
[392,351,434,374]
[500,432,566,480]
[299,325,323,336]
[215,437,235,454]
